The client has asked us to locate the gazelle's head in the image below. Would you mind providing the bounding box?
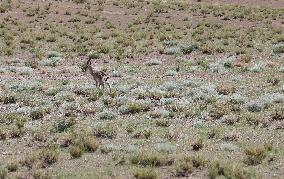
[81,59,92,72]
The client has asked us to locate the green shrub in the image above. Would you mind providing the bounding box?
[53,117,76,133]
[98,110,117,120]
[119,100,151,114]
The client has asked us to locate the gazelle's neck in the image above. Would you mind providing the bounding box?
[86,59,93,72]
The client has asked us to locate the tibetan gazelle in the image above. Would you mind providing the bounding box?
[82,59,111,91]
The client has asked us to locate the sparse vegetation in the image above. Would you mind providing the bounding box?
[0,0,283,178]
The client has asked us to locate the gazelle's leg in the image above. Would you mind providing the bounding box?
[97,80,103,90]
[106,82,111,93]
[101,81,105,89]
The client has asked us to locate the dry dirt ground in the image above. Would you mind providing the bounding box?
[0,0,284,178]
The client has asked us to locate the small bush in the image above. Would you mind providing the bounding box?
[181,44,198,54]
[39,149,59,168]
[22,149,58,169]
[100,144,121,154]
[270,107,284,121]
[208,128,220,139]
[191,139,204,151]
[222,131,240,142]
[221,114,239,125]
[32,170,52,179]
[163,47,180,55]
[1,93,16,104]
[155,118,170,127]
[267,77,280,86]
[30,109,47,120]
[125,123,136,134]
[175,155,206,177]
[146,59,162,66]
[0,128,6,140]
[40,57,64,67]
[94,123,117,139]
[119,100,151,114]
[130,151,173,167]
[98,110,117,120]
[208,160,256,179]
[209,102,230,119]
[0,112,28,125]
[70,145,83,158]
[273,44,284,54]
[10,127,25,138]
[47,51,63,58]
[133,168,157,179]
[0,2,11,13]
[7,160,18,172]
[248,63,266,73]
[175,158,194,177]
[53,117,76,133]
[217,84,236,95]
[150,109,170,119]
[244,144,270,165]
[132,129,152,139]
[83,137,99,152]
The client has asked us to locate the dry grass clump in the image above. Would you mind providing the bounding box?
[221,114,239,125]
[94,123,117,139]
[130,151,173,167]
[222,131,240,142]
[191,138,204,151]
[133,168,157,179]
[6,160,19,172]
[175,155,206,177]
[22,149,59,169]
[32,170,52,179]
[270,107,284,121]
[208,160,257,179]
[244,143,273,165]
[69,145,83,158]
[217,83,236,95]
[0,128,7,140]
